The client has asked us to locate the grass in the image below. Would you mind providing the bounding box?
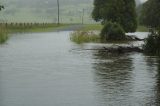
[0,23,70,44]
[0,26,8,43]
[81,24,103,31]
[70,31,100,44]
[70,24,148,44]
[137,25,148,32]
[70,30,131,44]
[5,23,69,33]
[0,23,149,44]
[81,24,148,32]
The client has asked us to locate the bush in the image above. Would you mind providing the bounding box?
[100,22,126,41]
[143,29,160,55]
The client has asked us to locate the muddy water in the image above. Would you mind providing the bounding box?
[0,31,159,106]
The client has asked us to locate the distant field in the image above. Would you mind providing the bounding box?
[81,24,103,31]
[0,3,94,24]
[0,23,71,33]
[81,24,148,32]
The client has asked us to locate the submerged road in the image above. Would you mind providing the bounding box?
[0,30,160,106]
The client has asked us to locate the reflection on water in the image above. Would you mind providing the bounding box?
[155,59,160,105]
[93,52,133,105]
[146,57,160,106]
[0,31,160,106]
[92,50,160,105]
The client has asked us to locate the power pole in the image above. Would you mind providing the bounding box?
[82,8,85,24]
[57,0,60,25]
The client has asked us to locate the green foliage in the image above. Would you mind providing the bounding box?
[92,0,106,22]
[143,29,160,55]
[141,0,160,55]
[100,22,126,41]
[137,25,148,32]
[92,0,137,32]
[140,0,160,28]
[70,31,100,44]
[0,5,4,11]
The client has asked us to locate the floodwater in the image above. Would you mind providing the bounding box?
[0,31,160,106]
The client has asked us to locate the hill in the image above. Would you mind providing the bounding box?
[0,0,144,23]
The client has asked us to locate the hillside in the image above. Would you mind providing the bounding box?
[0,0,145,23]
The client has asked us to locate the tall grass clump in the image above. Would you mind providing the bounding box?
[70,31,100,44]
[143,29,160,55]
[0,26,8,44]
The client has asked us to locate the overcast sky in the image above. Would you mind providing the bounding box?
[141,0,147,2]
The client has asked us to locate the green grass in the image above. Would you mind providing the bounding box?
[6,23,69,33]
[81,24,103,31]
[0,23,70,44]
[137,25,148,32]
[70,31,100,44]
[70,30,131,44]
[0,26,8,44]
[81,24,148,32]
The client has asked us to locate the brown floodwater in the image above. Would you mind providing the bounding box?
[0,31,159,106]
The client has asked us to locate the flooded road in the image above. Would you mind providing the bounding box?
[0,31,160,106]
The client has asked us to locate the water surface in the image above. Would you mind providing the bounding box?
[0,31,160,106]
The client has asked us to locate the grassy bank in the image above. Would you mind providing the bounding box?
[0,23,70,44]
[0,26,8,43]
[0,23,69,33]
[81,24,148,32]
[71,24,148,44]
[70,31,100,44]
[81,24,103,31]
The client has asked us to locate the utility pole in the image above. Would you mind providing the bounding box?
[82,8,84,24]
[57,0,60,25]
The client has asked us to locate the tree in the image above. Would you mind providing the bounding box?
[140,0,160,29]
[92,0,137,32]
[142,0,160,55]
[0,5,4,11]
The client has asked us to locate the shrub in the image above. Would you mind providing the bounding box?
[143,29,160,55]
[100,22,126,41]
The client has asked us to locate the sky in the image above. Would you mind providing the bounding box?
[141,0,147,2]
